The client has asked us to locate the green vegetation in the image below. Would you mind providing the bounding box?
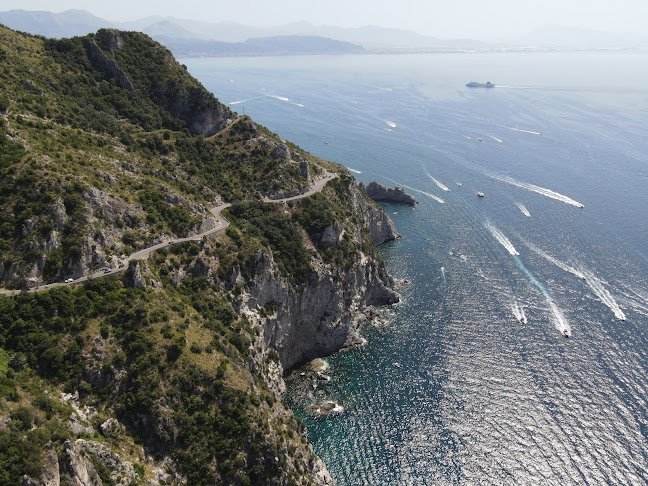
[0,23,389,486]
[228,201,312,283]
[0,25,323,287]
[0,247,315,484]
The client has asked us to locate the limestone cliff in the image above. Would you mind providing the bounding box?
[238,182,399,372]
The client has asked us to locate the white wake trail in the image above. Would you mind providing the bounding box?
[385,121,397,128]
[513,257,571,336]
[425,172,450,192]
[580,269,627,321]
[523,240,585,278]
[515,202,531,217]
[511,301,528,323]
[387,179,445,204]
[491,174,584,208]
[486,222,519,256]
[507,127,542,135]
[348,168,362,174]
[524,240,626,321]
[489,136,503,143]
[229,99,254,105]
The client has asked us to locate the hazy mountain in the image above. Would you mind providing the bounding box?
[0,9,113,38]
[2,9,645,53]
[158,35,365,57]
[0,10,365,56]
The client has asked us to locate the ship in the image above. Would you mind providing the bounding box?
[477,191,484,197]
[466,81,495,88]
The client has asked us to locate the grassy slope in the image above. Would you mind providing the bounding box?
[0,25,386,486]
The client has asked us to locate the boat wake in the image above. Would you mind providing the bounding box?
[514,256,571,336]
[507,127,542,135]
[491,174,584,208]
[348,168,363,174]
[486,222,519,256]
[385,121,397,128]
[425,171,450,192]
[262,90,302,106]
[515,202,531,217]
[386,179,445,204]
[489,136,503,143]
[523,240,626,321]
[229,98,257,105]
[512,301,528,323]
[580,269,626,321]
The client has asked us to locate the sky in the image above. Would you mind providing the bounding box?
[2,0,646,39]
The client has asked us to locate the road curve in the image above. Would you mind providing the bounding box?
[0,172,337,296]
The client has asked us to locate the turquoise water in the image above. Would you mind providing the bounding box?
[184,52,648,484]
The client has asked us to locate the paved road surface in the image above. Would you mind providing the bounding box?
[0,172,337,296]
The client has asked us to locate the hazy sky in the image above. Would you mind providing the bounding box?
[3,0,646,39]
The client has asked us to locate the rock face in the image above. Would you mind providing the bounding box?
[362,181,417,205]
[163,89,231,136]
[352,182,400,245]
[240,183,399,371]
[86,40,134,91]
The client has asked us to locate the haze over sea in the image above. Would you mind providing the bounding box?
[184,52,648,484]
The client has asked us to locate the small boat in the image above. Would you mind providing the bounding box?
[478,138,483,142]
[456,182,462,186]
[477,191,484,197]
[563,330,570,338]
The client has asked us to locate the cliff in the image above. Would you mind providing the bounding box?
[239,182,399,371]
[0,25,399,486]
[362,181,417,205]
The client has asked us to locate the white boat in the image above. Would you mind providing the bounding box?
[477,191,484,197]
[456,182,462,186]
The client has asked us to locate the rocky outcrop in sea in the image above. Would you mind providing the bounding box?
[362,181,417,205]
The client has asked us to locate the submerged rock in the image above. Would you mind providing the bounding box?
[306,401,344,417]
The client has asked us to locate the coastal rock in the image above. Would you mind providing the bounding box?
[306,401,344,417]
[352,182,400,245]
[362,181,417,205]
[241,183,399,372]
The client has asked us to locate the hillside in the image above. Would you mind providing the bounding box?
[0,25,398,485]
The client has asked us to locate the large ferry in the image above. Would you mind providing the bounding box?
[466,81,495,88]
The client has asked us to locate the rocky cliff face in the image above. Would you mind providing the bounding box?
[238,183,399,372]
[352,181,400,245]
[92,29,233,137]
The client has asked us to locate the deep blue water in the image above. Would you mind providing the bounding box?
[183,52,648,484]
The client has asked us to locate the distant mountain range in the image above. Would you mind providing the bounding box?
[1,9,646,56]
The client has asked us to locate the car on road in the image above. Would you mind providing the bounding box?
[103,268,111,274]
[64,278,73,283]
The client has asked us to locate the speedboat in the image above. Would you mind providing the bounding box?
[563,330,570,338]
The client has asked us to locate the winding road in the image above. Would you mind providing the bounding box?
[0,172,337,296]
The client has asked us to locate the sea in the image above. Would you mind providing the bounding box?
[182,51,648,485]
